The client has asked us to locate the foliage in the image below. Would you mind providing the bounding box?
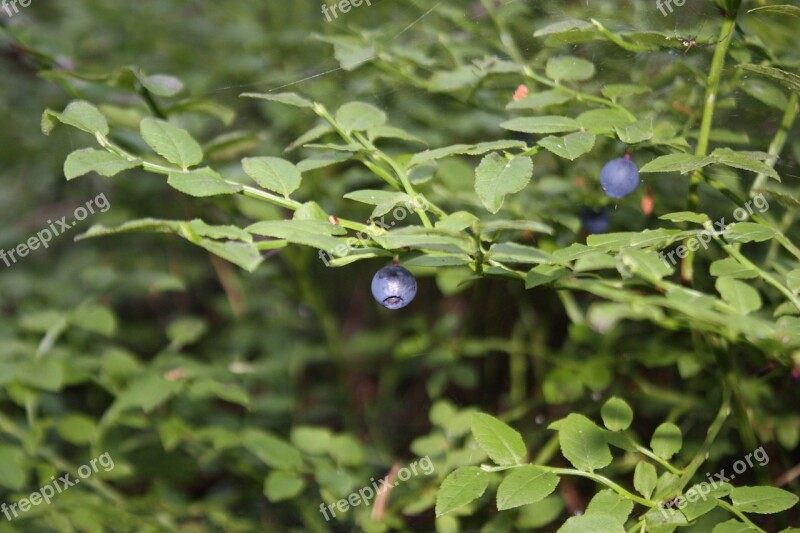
[1,0,799,531]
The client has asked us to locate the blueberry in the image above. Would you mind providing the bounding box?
[371,265,417,309]
[580,207,611,234]
[600,157,640,199]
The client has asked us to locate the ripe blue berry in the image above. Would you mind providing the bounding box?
[600,157,639,199]
[580,207,611,234]
[371,265,417,309]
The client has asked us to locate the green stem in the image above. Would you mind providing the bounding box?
[546,467,655,507]
[480,463,655,506]
[556,290,585,325]
[714,233,800,311]
[716,499,767,532]
[314,105,436,228]
[676,388,731,492]
[750,91,798,194]
[684,14,738,282]
[689,16,737,207]
[96,133,377,234]
[634,444,683,475]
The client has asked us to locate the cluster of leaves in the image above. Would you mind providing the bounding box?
[435,404,798,532]
[1,0,799,531]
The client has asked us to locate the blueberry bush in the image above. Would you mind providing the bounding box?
[2,0,800,531]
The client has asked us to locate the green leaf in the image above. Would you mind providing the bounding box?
[620,248,673,280]
[736,64,800,94]
[534,19,594,36]
[558,514,625,533]
[343,190,411,218]
[659,211,710,224]
[474,153,534,213]
[600,397,633,431]
[242,428,303,471]
[264,471,305,502]
[373,227,474,254]
[436,211,480,231]
[42,100,109,136]
[428,67,481,92]
[64,148,140,180]
[500,116,580,134]
[287,123,333,151]
[435,466,489,517]
[330,38,374,70]
[634,462,657,499]
[729,486,799,514]
[741,79,789,110]
[140,73,184,96]
[471,413,527,465]
[368,125,426,145]
[197,240,263,272]
[296,152,352,172]
[537,132,595,160]
[290,426,332,455]
[240,92,314,108]
[710,258,758,279]
[480,220,554,234]
[650,422,682,459]
[335,101,386,132]
[187,220,252,242]
[69,303,117,336]
[548,414,612,472]
[329,434,365,466]
[601,84,651,99]
[496,465,559,510]
[168,168,241,197]
[488,243,553,265]
[18,358,64,391]
[748,4,800,16]
[242,156,302,197]
[576,109,634,134]
[786,269,800,292]
[247,220,346,253]
[640,154,716,174]
[546,56,595,82]
[76,218,182,241]
[166,316,206,347]
[112,373,181,413]
[585,489,633,524]
[725,222,776,243]
[57,414,96,445]
[716,278,762,315]
[526,264,569,289]
[0,445,27,490]
[712,148,780,180]
[615,118,654,144]
[140,118,203,168]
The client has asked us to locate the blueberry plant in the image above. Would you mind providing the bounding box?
[2,0,800,530]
